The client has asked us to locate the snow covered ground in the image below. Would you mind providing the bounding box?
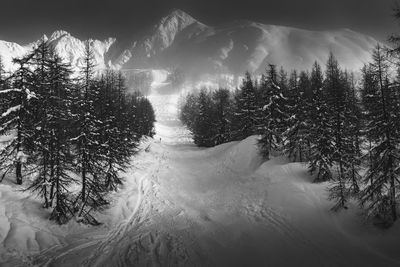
[1,72,400,266]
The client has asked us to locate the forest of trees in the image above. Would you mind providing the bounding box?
[0,41,155,225]
[179,45,400,227]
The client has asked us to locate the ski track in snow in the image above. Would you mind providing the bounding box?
[2,71,400,266]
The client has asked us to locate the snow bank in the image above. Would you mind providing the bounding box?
[202,135,264,174]
[0,183,66,263]
[3,87,400,266]
[164,134,400,266]
[0,139,158,265]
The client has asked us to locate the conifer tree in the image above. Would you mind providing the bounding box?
[96,71,146,191]
[361,65,379,172]
[46,53,76,223]
[360,44,400,224]
[258,65,288,159]
[284,71,311,162]
[71,41,107,224]
[232,72,257,140]
[0,55,36,184]
[278,67,289,95]
[96,71,123,191]
[343,71,362,194]
[0,55,5,90]
[193,89,214,147]
[135,96,156,138]
[26,41,53,206]
[179,92,199,132]
[284,70,298,160]
[211,88,233,145]
[324,53,355,211]
[0,55,8,114]
[308,62,334,182]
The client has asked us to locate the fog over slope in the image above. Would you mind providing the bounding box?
[0,9,379,78]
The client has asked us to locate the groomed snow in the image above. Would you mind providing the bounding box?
[1,75,400,266]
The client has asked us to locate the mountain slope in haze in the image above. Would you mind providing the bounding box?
[119,10,379,76]
[0,9,379,77]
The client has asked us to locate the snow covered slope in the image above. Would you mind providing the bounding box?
[0,9,379,77]
[2,86,400,265]
[29,119,400,266]
[118,9,379,76]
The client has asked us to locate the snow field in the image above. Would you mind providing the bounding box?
[1,70,400,266]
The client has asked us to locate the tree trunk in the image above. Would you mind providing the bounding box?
[82,151,86,203]
[16,161,22,185]
[389,156,397,221]
[16,120,22,185]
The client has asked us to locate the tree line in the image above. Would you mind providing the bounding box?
[0,41,155,225]
[179,45,400,227]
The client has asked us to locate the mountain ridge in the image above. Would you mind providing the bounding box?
[0,9,379,78]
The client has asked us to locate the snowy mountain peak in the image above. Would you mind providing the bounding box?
[118,9,206,69]
[150,9,200,49]
[0,10,380,78]
[39,34,48,42]
[49,30,71,41]
[158,9,198,28]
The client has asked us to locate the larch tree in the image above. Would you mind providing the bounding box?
[193,89,214,147]
[211,88,233,145]
[0,55,8,114]
[26,41,54,207]
[284,71,311,162]
[308,61,334,183]
[232,72,258,140]
[258,64,289,160]
[0,54,36,184]
[324,53,357,211]
[360,44,400,224]
[71,41,108,224]
[343,71,362,195]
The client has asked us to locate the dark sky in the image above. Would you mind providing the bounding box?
[0,0,398,44]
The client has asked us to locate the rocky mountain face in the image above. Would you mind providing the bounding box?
[0,9,379,81]
[0,30,116,73]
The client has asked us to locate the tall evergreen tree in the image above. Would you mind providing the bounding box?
[360,65,378,173]
[0,55,8,114]
[179,92,199,132]
[0,55,36,184]
[258,65,288,159]
[284,70,298,160]
[46,52,76,223]
[134,96,156,138]
[71,41,107,224]
[308,61,334,182]
[0,55,5,89]
[232,72,258,140]
[324,53,355,211]
[193,89,214,147]
[278,67,289,96]
[26,41,53,207]
[284,71,311,162]
[211,88,233,145]
[343,71,362,195]
[360,44,400,224]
